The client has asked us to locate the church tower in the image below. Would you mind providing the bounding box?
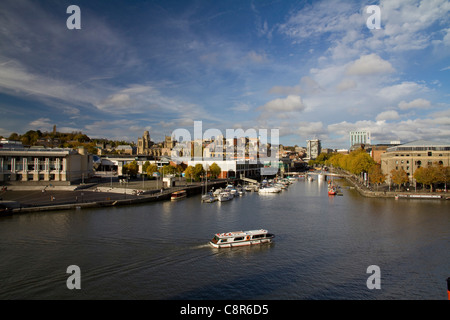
[138,131,153,155]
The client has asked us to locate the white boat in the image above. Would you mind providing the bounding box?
[218,191,233,202]
[209,229,275,248]
[258,186,281,193]
[275,183,287,190]
[225,185,237,197]
[171,190,187,201]
[202,194,217,203]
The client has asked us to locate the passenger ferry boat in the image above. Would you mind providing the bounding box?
[171,190,187,201]
[209,229,275,248]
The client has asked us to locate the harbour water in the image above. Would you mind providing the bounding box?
[0,178,448,300]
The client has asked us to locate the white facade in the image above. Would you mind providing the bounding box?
[306,139,321,160]
[349,131,371,147]
[0,147,93,183]
[187,159,262,178]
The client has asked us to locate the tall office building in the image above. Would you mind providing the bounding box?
[306,139,321,160]
[349,131,371,147]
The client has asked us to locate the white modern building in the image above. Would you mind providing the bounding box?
[187,159,263,179]
[349,131,371,147]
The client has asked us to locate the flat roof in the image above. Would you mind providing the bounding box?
[0,148,76,156]
[387,140,450,152]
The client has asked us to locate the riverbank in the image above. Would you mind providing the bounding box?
[338,169,449,200]
[0,180,228,214]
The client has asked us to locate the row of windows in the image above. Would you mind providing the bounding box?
[395,160,444,165]
[394,152,444,157]
[219,234,270,242]
[0,156,65,162]
[389,147,450,151]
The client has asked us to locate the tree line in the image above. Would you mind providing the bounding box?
[2,130,133,154]
[311,149,450,192]
[123,161,222,182]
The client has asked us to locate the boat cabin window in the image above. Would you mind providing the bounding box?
[211,236,219,244]
[233,237,244,241]
[252,234,265,239]
[219,239,228,243]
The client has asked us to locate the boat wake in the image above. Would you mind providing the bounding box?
[192,243,211,249]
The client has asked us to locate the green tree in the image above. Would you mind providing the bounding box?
[413,166,440,192]
[159,164,177,176]
[146,163,158,177]
[369,164,386,190]
[193,163,205,181]
[184,165,195,182]
[348,150,375,175]
[142,161,151,173]
[209,162,221,179]
[326,153,344,168]
[390,168,409,190]
[314,152,332,166]
[175,164,185,176]
[435,165,450,192]
[8,132,20,141]
[21,130,42,145]
[123,160,138,178]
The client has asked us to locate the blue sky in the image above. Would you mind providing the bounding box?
[0,0,449,149]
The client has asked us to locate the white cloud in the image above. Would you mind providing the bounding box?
[29,118,53,131]
[278,1,362,41]
[375,110,400,121]
[346,54,395,76]
[95,84,212,123]
[398,98,431,110]
[297,121,326,138]
[327,113,450,147]
[378,82,425,102]
[268,83,303,96]
[230,102,252,112]
[258,95,306,116]
[336,78,357,91]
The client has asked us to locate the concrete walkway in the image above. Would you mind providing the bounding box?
[0,179,229,213]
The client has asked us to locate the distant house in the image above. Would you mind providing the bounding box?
[116,145,134,155]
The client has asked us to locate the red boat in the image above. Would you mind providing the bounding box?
[328,184,337,195]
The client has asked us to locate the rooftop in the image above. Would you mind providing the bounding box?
[386,140,450,152]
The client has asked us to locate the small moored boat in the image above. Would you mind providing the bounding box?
[258,186,281,193]
[209,229,275,248]
[218,191,233,202]
[202,194,217,203]
[328,185,337,195]
[171,190,187,201]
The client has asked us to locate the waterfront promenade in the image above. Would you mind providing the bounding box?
[1,172,448,215]
[334,168,450,200]
[0,178,228,213]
